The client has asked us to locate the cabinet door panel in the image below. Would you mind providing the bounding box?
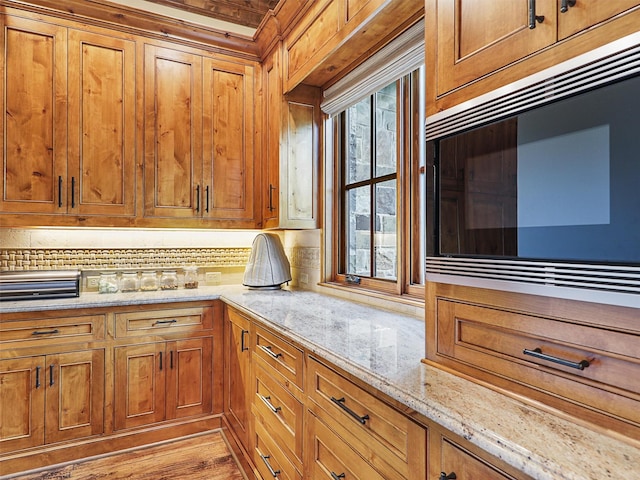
[558,1,640,40]
[1,16,67,214]
[0,356,45,452]
[144,45,202,218]
[67,30,136,217]
[45,349,105,443]
[114,343,165,429]
[224,307,252,449]
[166,337,213,419]
[435,0,556,96]
[203,59,255,223]
[262,51,281,227]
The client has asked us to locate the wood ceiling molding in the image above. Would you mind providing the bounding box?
[145,0,279,28]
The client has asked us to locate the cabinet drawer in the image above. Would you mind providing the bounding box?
[435,299,640,431]
[252,363,303,467]
[0,315,106,347]
[305,412,385,480]
[254,417,302,480]
[254,325,303,392]
[307,357,426,480]
[432,429,522,480]
[115,306,212,337]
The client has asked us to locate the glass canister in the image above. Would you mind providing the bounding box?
[160,270,178,290]
[120,272,140,292]
[183,266,199,289]
[140,271,159,291]
[98,273,119,294]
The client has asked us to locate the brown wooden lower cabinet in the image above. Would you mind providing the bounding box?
[114,337,213,430]
[0,349,105,453]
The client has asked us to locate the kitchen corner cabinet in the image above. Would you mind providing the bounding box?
[143,44,258,228]
[0,14,136,218]
[223,305,253,452]
[263,46,321,230]
[427,0,640,114]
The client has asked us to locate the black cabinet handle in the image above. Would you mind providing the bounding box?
[260,455,280,477]
[196,185,201,212]
[241,329,248,352]
[58,176,63,207]
[560,0,576,13]
[35,366,41,389]
[330,396,369,425]
[440,473,457,480]
[170,350,174,369]
[49,364,55,386]
[268,184,276,212]
[205,185,210,212]
[523,347,590,370]
[71,176,76,208]
[259,345,282,360]
[153,319,177,326]
[331,473,346,480]
[528,0,545,28]
[32,329,60,336]
[159,351,163,371]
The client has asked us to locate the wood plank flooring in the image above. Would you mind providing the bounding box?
[3,432,245,480]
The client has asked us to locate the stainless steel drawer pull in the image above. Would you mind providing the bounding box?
[331,473,346,480]
[260,454,280,477]
[153,319,178,326]
[523,347,590,370]
[330,396,369,425]
[259,394,282,414]
[259,345,283,359]
[241,329,248,352]
[32,329,60,336]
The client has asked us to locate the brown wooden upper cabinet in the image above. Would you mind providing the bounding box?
[0,15,135,218]
[143,44,258,227]
[427,0,640,114]
[263,47,321,230]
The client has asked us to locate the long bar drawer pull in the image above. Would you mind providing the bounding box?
[330,396,369,425]
[260,454,280,477]
[32,329,60,336]
[259,394,282,414]
[153,319,178,326]
[331,473,346,480]
[259,345,283,359]
[35,366,41,388]
[523,347,590,370]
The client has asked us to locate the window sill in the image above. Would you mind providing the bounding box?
[317,282,425,318]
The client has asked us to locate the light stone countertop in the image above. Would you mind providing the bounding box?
[2,286,639,479]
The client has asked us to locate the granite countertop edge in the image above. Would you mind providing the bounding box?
[2,286,638,480]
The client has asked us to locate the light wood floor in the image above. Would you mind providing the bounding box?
[4,432,245,480]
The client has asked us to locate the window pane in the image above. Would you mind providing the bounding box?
[374,179,397,279]
[347,185,371,276]
[375,83,397,177]
[346,98,371,184]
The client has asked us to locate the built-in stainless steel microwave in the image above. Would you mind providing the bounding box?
[425,32,640,309]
